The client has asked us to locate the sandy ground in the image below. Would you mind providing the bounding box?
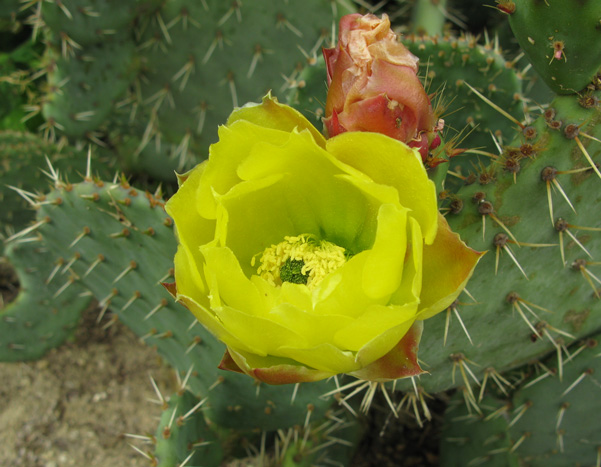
[0,306,176,467]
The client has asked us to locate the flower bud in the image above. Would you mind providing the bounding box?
[323,14,442,161]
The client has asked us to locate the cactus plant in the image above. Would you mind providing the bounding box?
[0,132,114,361]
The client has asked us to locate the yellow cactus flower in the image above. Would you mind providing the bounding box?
[165,94,483,385]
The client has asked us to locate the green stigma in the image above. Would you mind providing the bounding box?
[279,259,309,285]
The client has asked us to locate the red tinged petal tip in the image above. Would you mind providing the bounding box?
[221,347,335,385]
[161,281,177,298]
[218,349,245,374]
[250,365,334,385]
[350,321,425,382]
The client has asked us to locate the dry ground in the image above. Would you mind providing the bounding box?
[0,305,176,467]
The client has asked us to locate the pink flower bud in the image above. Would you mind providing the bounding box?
[323,14,441,161]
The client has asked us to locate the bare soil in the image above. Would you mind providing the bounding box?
[0,305,176,467]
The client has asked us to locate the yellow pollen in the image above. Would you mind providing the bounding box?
[255,235,347,289]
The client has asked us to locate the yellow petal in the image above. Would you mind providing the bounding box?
[326,131,438,244]
[173,245,209,308]
[166,163,215,308]
[176,294,258,355]
[278,282,313,312]
[228,93,326,148]
[200,245,267,315]
[215,305,308,356]
[362,203,408,299]
[313,203,409,317]
[216,174,318,276]
[277,343,360,374]
[198,121,291,219]
[334,302,417,352]
[389,217,423,306]
[220,132,386,266]
[268,301,354,347]
[165,161,214,257]
[314,252,387,319]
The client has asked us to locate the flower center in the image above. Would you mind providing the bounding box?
[254,235,347,289]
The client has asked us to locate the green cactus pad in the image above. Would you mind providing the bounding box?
[403,34,524,159]
[440,394,519,467]
[395,89,601,396]
[152,390,222,467]
[39,0,160,48]
[41,37,137,139]
[507,0,601,94]
[441,332,601,466]
[0,131,109,362]
[124,0,354,174]
[508,334,601,465]
[280,409,362,467]
[0,131,96,234]
[286,54,328,127]
[0,239,91,361]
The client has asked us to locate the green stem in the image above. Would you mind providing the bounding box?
[411,0,447,36]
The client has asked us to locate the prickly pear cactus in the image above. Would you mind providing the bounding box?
[3,1,601,464]
[121,0,354,176]
[508,335,601,465]
[440,394,519,467]
[0,132,112,361]
[40,39,138,139]
[32,0,155,140]
[286,54,328,127]
[39,0,159,47]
